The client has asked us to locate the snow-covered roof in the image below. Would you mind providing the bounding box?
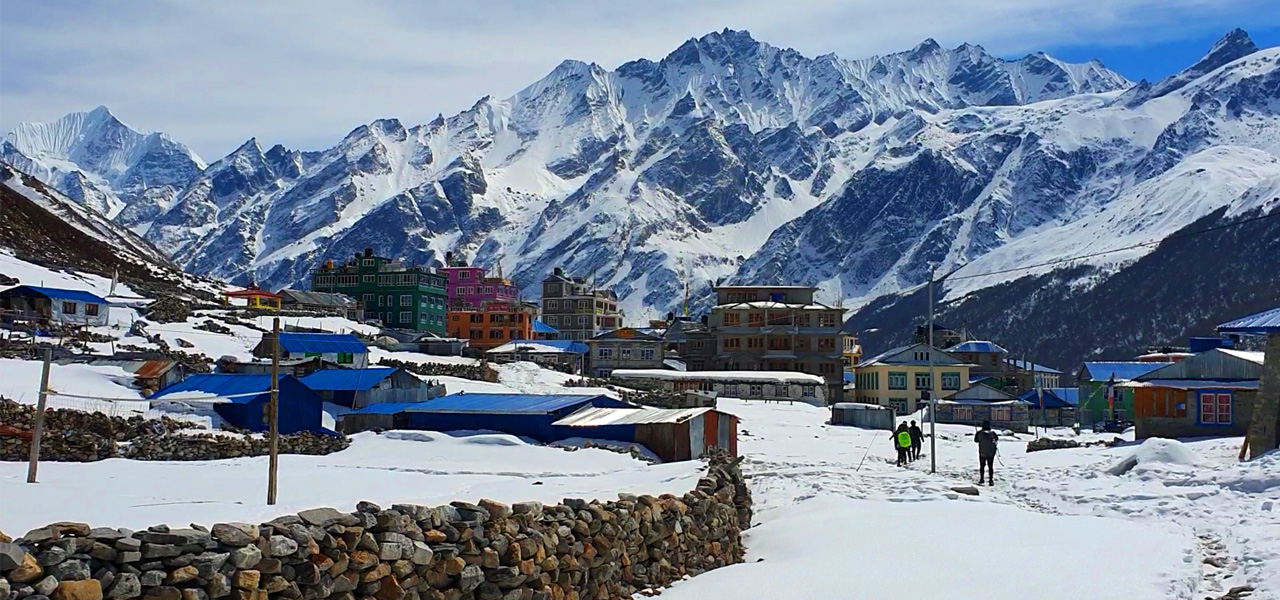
[486,340,589,354]
[714,301,840,310]
[610,369,825,385]
[1121,379,1259,390]
[831,402,892,411]
[1218,349,1265,365]
[1218,306,1280,334]
[553,406,715,427]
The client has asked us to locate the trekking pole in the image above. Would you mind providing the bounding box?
[854,433,876,472]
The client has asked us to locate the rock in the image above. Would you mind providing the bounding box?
[950,485,981,496]
[113,539,141,553]
[478,500,511,520]
[209,525,257,547]
[442,557,465,576]
[35,576,60,597]
[140,545,181,560]
[141,587,180,600]
[180,589,208,600]
[1026,438,1082,453]
[188,553,227,579]
[89,544,118,562]
[347,551,377,571]
[136,530,208,547]
[106,573,141,599]
[228,546,261,570]
[88,529,125,543]
[139,572,164,587]
[117,552,141,564]
[264,536,297,558]
[297,508,346,528]
[164,566,198,585]
[480,548,499,569]
[249,559,279,575]
[0,579,10,600]
[1,541,27,571]
[511,502,543,517]
[52,580,101,600]
[372,577,402,600]
[421,530,447,544]
[204,574,231,599]
[232,570,259,591]
[355,501,381,514]
[50,524,91,538]
[38,547,70,567]
[49,560,91,582]
[408,541,433,566]
[457,565,483,594]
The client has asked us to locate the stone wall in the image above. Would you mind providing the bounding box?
[0,400,348,462]
[0,455,751,600]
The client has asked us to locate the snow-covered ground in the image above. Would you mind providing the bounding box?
[655,400,1278,600]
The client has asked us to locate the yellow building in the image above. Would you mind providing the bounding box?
[853,343,972,415]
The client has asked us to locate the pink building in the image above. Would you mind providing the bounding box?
[439,258,519,311]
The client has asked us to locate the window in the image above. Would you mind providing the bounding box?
[796,314,811,327]
[545,316,557,326]
[819,363,836,375]
[469,313,484,323]
[747,337,763,349]
[469,329,482,339]
[460,271,470,280]
[913,350,929,361]
[724,338,741,351]
[818,337,835,351]
[749,384,764,397]
[888,372,908,390]
[489,329,504,339]
[941,372,961,391]
[796,337,809,350]
[990,407,1012,422]
[953,406,973,421]
[363,274,375,283]
[748,312,764,327]
[802,386,816,398]
[889,398,909,415]
[914,372,932,390]
[483,286,493,294]
[1200,392,1233,424]
[336,352,354,365]
[363,294,376,303]
[620,348,632,360]
[577,315,587,326]
[547,300,558,310]
[639,348,655,361]
[400,311,411,323]
[598,348,614,360]
[400,294,412,306]
[84,303,99,316]
[62,301,78,314]
[768,338,791,351]
[724,312,740,326]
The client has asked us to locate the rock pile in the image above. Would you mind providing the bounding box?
[145,297,192,324]
[1025,438,1082,453]
[377,359,498,384]
[0,399,348,462]
[1,455,750,600]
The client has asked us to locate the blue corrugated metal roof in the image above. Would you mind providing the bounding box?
[149,373,278,404]
[2,285,108,304]
[277,332,367,354]
[300,368,396,391]
[1218,306,1280,334]
[349,401,431,415]
[531,319,558,334]
[1004,358,1062,374]
[1018,388,1078,408]
[1080,362,1167,381]
[949,340,1007,354]
[401,393,613,415]
[843,371,855,383]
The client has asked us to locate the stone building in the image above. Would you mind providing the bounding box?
[706,285,846,402]
[587,327,666,378]
[539,268,623,340]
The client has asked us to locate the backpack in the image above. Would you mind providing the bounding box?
[896,431,911,448]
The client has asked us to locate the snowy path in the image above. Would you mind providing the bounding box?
[655,400,1277,600]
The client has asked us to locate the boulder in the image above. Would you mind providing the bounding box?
[105,573,141,599]
[52,580,102,600]
[228,546,261,570]
[2,541,29,571]
[297,508,346,528]
[210,524,257,547]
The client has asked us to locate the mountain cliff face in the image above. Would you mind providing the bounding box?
[3,28,1277,365]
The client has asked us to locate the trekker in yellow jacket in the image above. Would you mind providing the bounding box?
[892,423,912,467]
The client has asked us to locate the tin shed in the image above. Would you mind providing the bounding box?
[830,402,895,430]
[150,374,324,434]
[551,406,739,462]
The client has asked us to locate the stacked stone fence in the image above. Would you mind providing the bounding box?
[376,360,498,384]
[0,454,751,600]
[0,399,348,462]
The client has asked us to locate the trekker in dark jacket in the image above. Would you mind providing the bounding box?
[892,423,911,467]
[974,420,999,485]
[908,421,923,461]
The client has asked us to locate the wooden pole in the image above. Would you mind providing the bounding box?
[27,348,52,483]
[268,317,280,505]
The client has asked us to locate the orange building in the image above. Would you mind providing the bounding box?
[223,286,282,309]
[447,302,538,350]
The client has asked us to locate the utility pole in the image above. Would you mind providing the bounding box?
[27,348,52,483]
[927,267,937,475]
[267,318,280,505]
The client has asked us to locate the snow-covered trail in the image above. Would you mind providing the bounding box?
[655,399,1276,600]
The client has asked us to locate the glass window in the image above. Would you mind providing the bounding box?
[62,301,77,314]
[991,407,1011,421]
[620,347,632,360]
[84,303,99,316]
[954,406,973,421]
[724,338,741,350]
[400,294,412,306]
[749,384,763,397]
[399,311,411,323]
[889,398,909,415]
[888,372,907,390]
[941,372,961,390]
[747,337,763,349]
[802,386,815,397]
[914,372,932,390]
[819,314,836,327]
[598,348,613,360]
[639,348,655,361]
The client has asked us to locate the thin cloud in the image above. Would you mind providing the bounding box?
[2,0,1274,159]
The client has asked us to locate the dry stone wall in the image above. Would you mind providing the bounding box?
[1,456,751,600]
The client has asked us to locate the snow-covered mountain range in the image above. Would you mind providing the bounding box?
[4,29,1277,335]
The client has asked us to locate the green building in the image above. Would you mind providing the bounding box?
[311,249,447,334]
[1075,362,1169,425]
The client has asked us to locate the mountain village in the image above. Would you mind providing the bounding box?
[1,22,1279,600]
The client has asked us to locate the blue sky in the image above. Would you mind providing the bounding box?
[1046,26,1280,82]
[2,1,1277,159]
